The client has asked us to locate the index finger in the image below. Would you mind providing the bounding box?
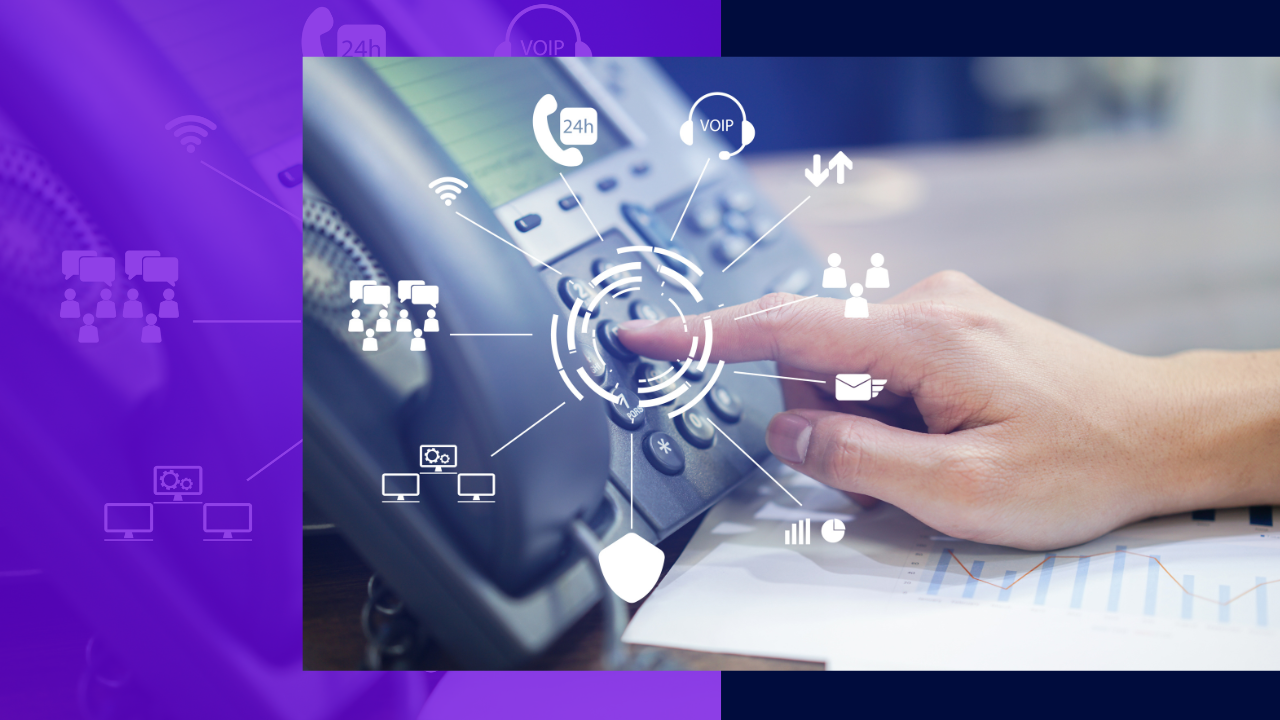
[616,292,923,383]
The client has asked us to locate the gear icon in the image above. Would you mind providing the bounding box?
[159,469,180,490]
[179,477,194,491]
[423,447,450,465]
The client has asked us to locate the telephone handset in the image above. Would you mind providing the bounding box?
[532,93,583,167]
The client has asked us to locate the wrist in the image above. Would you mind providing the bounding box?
[1152,350,1280,515]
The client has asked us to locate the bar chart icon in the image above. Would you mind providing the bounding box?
[784,518,811,545]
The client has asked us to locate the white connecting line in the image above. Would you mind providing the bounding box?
[722,195,811,272]
[201,161,302,222]
[734,294,819,320]
[456,212,561,274]
[491,402,566,457]
[705,417,802,506]
[734,371,826,384]
[245,439,302,481]
[560,173,605,243]
[669,157,711,244]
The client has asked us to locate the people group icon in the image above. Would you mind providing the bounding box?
[350,294,442,352]
[60,249,180,344]
[829,253,887,320]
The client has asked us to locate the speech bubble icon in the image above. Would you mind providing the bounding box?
[125,250,161,279]
[62,250,97,279]
[79,256,116,284]
[397,280,425,302]
[410,284,439,307]
[142,256,179,286]
[362,284,391,307]
[349,280,376,303]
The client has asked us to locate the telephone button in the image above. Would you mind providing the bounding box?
[582,342,613,386]
[634,363,673,404]
[674,408,715,449]
[722,209,751,235]
[597,320,638,361]
[707,385,743,423]
[712,235,751,266]
[514,214,541,232]
[593,258,633,280]
[558,195,579,210]
[558,276,594,308]
[629,300,664,322]
[596,177,618,192]
[677,360,704,381]
[689,203,722,234]
[606,387,646,431]
[721,189,756,213]
[643,432,686,476]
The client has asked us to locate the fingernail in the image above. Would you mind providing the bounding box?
[767,412,811,464]
[620,319,657,332]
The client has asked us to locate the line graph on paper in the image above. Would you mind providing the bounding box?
[892,506,1279,629]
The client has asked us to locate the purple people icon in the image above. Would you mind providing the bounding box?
[60,289,79,318]
[159,288,179,318]
[122,289,143,318]
[96,289,116,318]
[78,314,99,343]
[141,314,162,343]
[203,503,252,541]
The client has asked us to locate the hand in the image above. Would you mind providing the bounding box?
[619,271,1280,550]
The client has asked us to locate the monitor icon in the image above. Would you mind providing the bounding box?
[104,503,154,541]
[382,473,421,503]
[153,465,202,502]
[419,445,457,473]
[203,503,252,541]
[457,473,495,504]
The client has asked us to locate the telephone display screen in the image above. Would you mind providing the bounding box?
[367,58,628,207]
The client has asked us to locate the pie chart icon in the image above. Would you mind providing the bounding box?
[821,518,845,543]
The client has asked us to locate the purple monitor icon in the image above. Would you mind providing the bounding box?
[104,503,154,541]
[203,503,252,541]
[153,465,202,502]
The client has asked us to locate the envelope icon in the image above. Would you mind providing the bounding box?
[835,374,885,401]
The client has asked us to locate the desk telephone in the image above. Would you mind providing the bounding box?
[302,57,826,667]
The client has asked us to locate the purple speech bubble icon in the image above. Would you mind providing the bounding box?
[61,249,97,279]
[124,250,161,279]
[78,255,115,284]
[142,256,179,286]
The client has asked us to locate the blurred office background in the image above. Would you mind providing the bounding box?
[658,57,1280,149]
[655,58,1280,356]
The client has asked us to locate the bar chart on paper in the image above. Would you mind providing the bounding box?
[894,506,1278,630]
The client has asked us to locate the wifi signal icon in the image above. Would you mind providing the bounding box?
[429,176,468,206]
[165,115,218,153]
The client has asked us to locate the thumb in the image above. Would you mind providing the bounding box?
[766,409,954,507]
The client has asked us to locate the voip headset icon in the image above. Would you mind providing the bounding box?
[680,92,755,160]
[494,4,591,57]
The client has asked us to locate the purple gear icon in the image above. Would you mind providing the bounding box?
[179,477,194,491]
[159,469,180,490]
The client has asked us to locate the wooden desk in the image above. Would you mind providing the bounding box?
[305,136,1280,670]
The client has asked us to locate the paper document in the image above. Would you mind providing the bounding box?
[623,467,1280,669]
